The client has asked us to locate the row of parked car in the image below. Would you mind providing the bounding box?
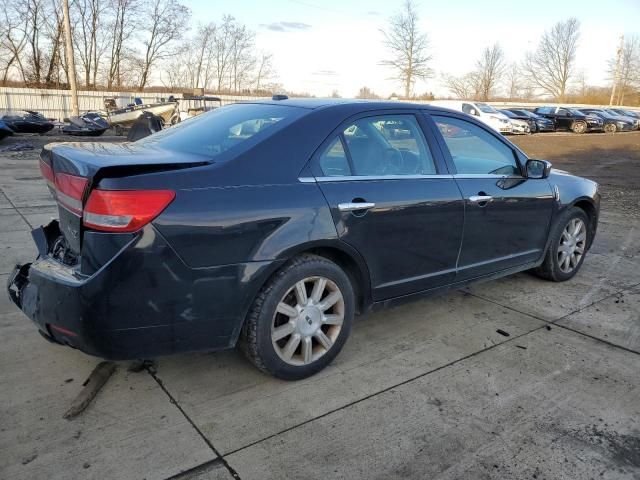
[430,100,640,135]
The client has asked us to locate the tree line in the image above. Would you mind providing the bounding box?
[0,0,277,93]
[375,1,639,105]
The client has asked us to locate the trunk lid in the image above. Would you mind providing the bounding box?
[40,142,209,254]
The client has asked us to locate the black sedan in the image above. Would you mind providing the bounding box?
[504,108,555,132]
[7,99,600,380]
[534,106,603,133]
[579,108,636,133]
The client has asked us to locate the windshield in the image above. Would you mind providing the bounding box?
[476,103,498,114]
[136,103,306,159]
[587,110,615,119]
[567,108,584,116]
[516,110,538,119]
[500,110,516,118]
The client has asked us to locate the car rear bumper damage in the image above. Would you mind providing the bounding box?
[7,221,277,360]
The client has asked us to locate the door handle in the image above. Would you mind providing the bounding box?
[338,202,376,212]
[468,195,493,204]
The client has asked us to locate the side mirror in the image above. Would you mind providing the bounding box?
[526,159,552,179]
[469,108,477,116]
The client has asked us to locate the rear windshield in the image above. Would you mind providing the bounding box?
[136,103,306,159]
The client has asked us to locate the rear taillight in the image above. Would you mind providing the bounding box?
[39,159,55,190]
[83,190,175,233]
[54,173,88,215]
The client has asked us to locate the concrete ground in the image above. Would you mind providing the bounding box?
[0,132,639,480]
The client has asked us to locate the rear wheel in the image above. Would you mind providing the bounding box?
[239,254,355,380]
[604,123,617,133]
[533,207,590,282]
[571,121,587,134]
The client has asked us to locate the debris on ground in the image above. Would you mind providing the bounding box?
[496,329,510,337]
[0,142,35,152]
[63,361,116,420]
[127,359,157,374]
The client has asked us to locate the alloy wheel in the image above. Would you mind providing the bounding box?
[557,218,587,273]
[271,276,345,366]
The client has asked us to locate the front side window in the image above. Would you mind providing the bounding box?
[432,116,520,176]
[344,115,436,176]
[462,103,475,115]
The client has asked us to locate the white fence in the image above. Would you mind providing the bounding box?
[1,86,638,121]
[0,87,271,121]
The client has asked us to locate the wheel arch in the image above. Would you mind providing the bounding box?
[276,240,373,315]
[231,240,373,347]
[571,198,598,249]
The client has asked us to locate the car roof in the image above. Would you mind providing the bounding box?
[243,97,455,114]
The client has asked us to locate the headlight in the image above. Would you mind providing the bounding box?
[617,121,625,128]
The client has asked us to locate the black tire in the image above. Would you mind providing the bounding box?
[571,121,587,134]
[604,123,617,133]
[533,207,590,282]
[238,254,355,380]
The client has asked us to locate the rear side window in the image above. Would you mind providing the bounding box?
[136,103,306,159]
[433,115,520,176]
[319,114,436,177]
[319,137,351,176]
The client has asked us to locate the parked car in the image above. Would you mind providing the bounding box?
[499,109,532,134]
[430,100,513,134]
[578,108,635,133]
[534,106,603,133]
[7,99,600,380]
[607,108,640,120]
[504,109,555,132]
[602,109,640,130]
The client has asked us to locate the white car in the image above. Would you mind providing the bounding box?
[430,100,513,134]
[508,118,531,135]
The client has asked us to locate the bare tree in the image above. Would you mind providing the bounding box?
[356,86,380,99]
[72,0,110,86]
[106,0,138,88]
[380,0,432,98]
[137,0,189,88]
[443,72,480,99]
[254,51,274,92]
[0,0,29,82]
[504,62,521,100]
[43,0,66,86]
[610,36,640,105]
[476,43,505,101]
[522,17,580,101]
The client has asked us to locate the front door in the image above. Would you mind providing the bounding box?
[429,114,555,281]
[311,112,464,301]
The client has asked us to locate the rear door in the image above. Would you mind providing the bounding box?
[309,111,464,301]
[428,113,554,280]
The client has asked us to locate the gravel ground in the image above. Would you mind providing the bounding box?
[511,131,640,217]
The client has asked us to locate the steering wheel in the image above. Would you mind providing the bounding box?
[379,147,404,175]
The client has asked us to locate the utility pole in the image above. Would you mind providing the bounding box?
[62,0,79,116]
[609,35,624,106]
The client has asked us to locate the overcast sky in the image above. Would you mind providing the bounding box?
[187,0,639,97]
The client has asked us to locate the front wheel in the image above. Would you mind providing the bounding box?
[571,121,587,134]
[239,254,355,380]
[604,123,617,133]
[533,207,590,282]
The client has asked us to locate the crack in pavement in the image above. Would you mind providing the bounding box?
[220,322,549,458]
[206,282,640,462]
[466,281,640,356]
[0,188,33,229]
[146,366,242,480]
